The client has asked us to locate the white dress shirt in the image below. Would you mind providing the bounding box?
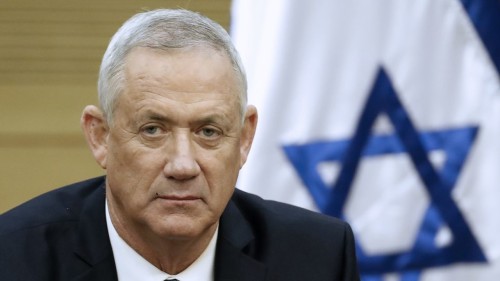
[106,202,217,281]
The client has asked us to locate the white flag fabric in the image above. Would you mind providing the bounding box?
[231,0,500,280]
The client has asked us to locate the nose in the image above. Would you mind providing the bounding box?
[163,132,201,181]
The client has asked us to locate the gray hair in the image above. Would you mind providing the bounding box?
[97,9,247,123]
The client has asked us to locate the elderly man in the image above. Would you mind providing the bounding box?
[0,9,360,281]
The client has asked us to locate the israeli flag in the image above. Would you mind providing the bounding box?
[231,0,500,279]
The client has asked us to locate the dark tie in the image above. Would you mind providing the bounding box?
[165,279,179,281]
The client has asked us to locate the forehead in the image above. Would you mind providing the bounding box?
[124,46,239,95]
[116,47,241,118]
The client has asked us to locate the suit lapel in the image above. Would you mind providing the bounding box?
[72,179,118,281]
[215,199,267,281]
[71,257,117,281]
[69,181,267,281]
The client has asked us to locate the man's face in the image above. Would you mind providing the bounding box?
[96,47,256,241]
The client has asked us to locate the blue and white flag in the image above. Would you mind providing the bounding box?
[231,0,500,279]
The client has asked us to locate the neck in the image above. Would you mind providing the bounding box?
[107,201,218,274]
[134,227,217,274]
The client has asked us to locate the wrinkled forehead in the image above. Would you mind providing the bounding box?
[117,47,240,108]
[120,46,244,110]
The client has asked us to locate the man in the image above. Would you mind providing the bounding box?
[0,9,360,281]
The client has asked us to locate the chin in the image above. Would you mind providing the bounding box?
[152,216,211,240]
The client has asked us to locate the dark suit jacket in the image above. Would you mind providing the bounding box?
[0,177,359,280]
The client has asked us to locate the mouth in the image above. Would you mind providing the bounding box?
[155,193,201,201]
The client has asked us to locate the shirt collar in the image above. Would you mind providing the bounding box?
[106,201,217,281]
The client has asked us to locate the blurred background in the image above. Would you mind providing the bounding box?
[231,1,500,280]
[2,0,499,280]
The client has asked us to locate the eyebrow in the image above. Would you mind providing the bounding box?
[142,111,229,126]
[148,113,171,122]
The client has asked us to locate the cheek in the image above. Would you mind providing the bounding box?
[201,145,241,196]
[108,135,163,171]
[105,143,166,197]
[201,142,241,174]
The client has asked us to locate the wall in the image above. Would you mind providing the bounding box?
[0,0,232,212]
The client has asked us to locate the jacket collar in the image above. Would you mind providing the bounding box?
[70,179,266,281]
[72,178,117,281]
[214,197,267,280]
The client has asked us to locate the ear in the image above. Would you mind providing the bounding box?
[239,105,258,168]
[81,105,109,169]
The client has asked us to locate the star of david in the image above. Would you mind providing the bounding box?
[283,68,486,279]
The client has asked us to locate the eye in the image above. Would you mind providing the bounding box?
[197,126,222,139]
[138,124,167,147]
[142,125,162,136]
[201,128,217,137]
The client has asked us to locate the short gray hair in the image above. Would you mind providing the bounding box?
[98,9,247,123]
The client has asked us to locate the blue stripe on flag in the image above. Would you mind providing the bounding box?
[461,0,500,73]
